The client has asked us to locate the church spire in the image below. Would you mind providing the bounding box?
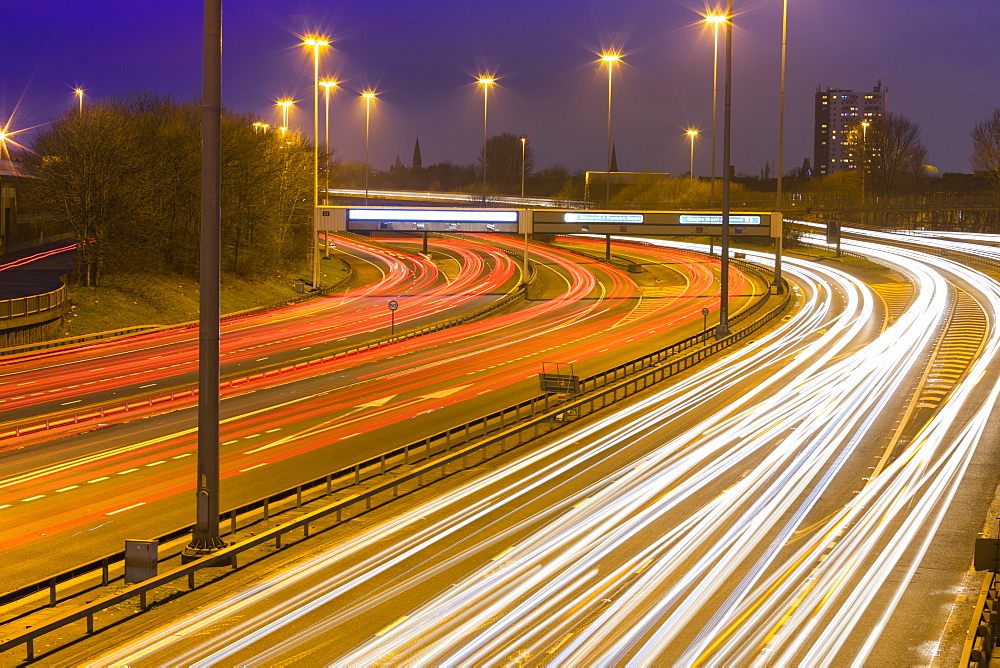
[412,135,423,169]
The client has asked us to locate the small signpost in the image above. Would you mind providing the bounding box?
[388,299,398,335]
[702,306,710,332]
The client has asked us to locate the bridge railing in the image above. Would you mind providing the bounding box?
[0,283,67,320]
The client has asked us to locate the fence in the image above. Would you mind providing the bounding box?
[0,272,790,660]
[0,283,67,320]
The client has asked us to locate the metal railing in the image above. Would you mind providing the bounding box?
[963,572,997,666]
[0,283,67,320]
[0,270,789,660]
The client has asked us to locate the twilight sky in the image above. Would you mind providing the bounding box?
[3,1,996,177]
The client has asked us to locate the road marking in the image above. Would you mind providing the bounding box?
[139,383,157,389]
[146,460,166,467]
[0,504,10,510]
[340,432,360,440]
[61,400,82,406]
[172,453,192,459]
[117,468,139,475]
[223,440,239,445]
[21,495,45,502]
[106,502,146,516]
[244,433,262,439]
[87,477,110,483]
[375,616,409,637]
[240,463,268,473]
[56,485,80,492]
[492,546,514,561]
[255,357,269,361]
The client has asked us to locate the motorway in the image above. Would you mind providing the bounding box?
[56,231,1000,666]
[0,234,753,591]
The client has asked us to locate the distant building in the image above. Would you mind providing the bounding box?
[814,82,887,175]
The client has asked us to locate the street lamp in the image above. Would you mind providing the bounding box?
[520,136,527,198]
[716,0,733,339]
[600,53,621,207]
[319,81,338,205]
[303,36,330,290]
[686,129,699,181]
[774,0,788,293]
[277,99,293,133]
[477,76,496,196]
[74,88,84,114]
[362,91,377,204]
[860,119,870,224]
[704,13,727,206]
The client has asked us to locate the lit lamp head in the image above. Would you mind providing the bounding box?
[303,37,330,48]
[600,53,621,64]
[319,80,338,90]
[477,76,496,86]
[687,129,700,138]
[704,13,728,25]
[362,91,377,101]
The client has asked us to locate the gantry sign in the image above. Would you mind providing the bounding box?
[314,206,781,238]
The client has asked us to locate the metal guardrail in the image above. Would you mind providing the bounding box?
[0,283,67,320]
[0,271,790,660]
[962,572,997,667]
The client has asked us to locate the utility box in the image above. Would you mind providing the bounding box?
[124,539,158,584]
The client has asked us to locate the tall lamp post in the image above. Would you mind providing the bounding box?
[859,120,870,226]
[362,91,377,204]
[705,13,726,206]
[716,1,733,339]
[74,88,84,114]
[185,0,225,559]
[686,129,699,181]
[477,76,495,197]
[277,99,293,137]
[774,0,788,293]
[600,53,621,207]
[319,80,338,205]
[304,36,329,290]
[520,136,527,198]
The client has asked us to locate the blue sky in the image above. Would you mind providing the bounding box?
[3,1,996,176]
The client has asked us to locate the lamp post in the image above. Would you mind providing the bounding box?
[477,76,495,197]
[362,91,376,204]
[277,99,293,135]
[860,119,869,225]
[686,129,699,181]
[705,13,726,206]
[773,0,788,294]
[319,81,338,205]
[74,88,84,114]
[520,137,527,198]
[716,1,733,339]
[304,37,329,290]
[600,53,621,207]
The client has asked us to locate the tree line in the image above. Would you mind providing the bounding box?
[23,93,318,286]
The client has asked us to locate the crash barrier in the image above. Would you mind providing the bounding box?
[0,271,789,661]
[962,572,998,667]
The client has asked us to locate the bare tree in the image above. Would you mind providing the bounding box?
[972,109,1000,197]
[864,113,927,197]
[479,133,535,194]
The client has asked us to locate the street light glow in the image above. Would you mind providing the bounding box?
[600,53,621,63]
[704,13,729,23]
[687,129,700,137]
[362,91,376,100]
[477,77,496,86]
